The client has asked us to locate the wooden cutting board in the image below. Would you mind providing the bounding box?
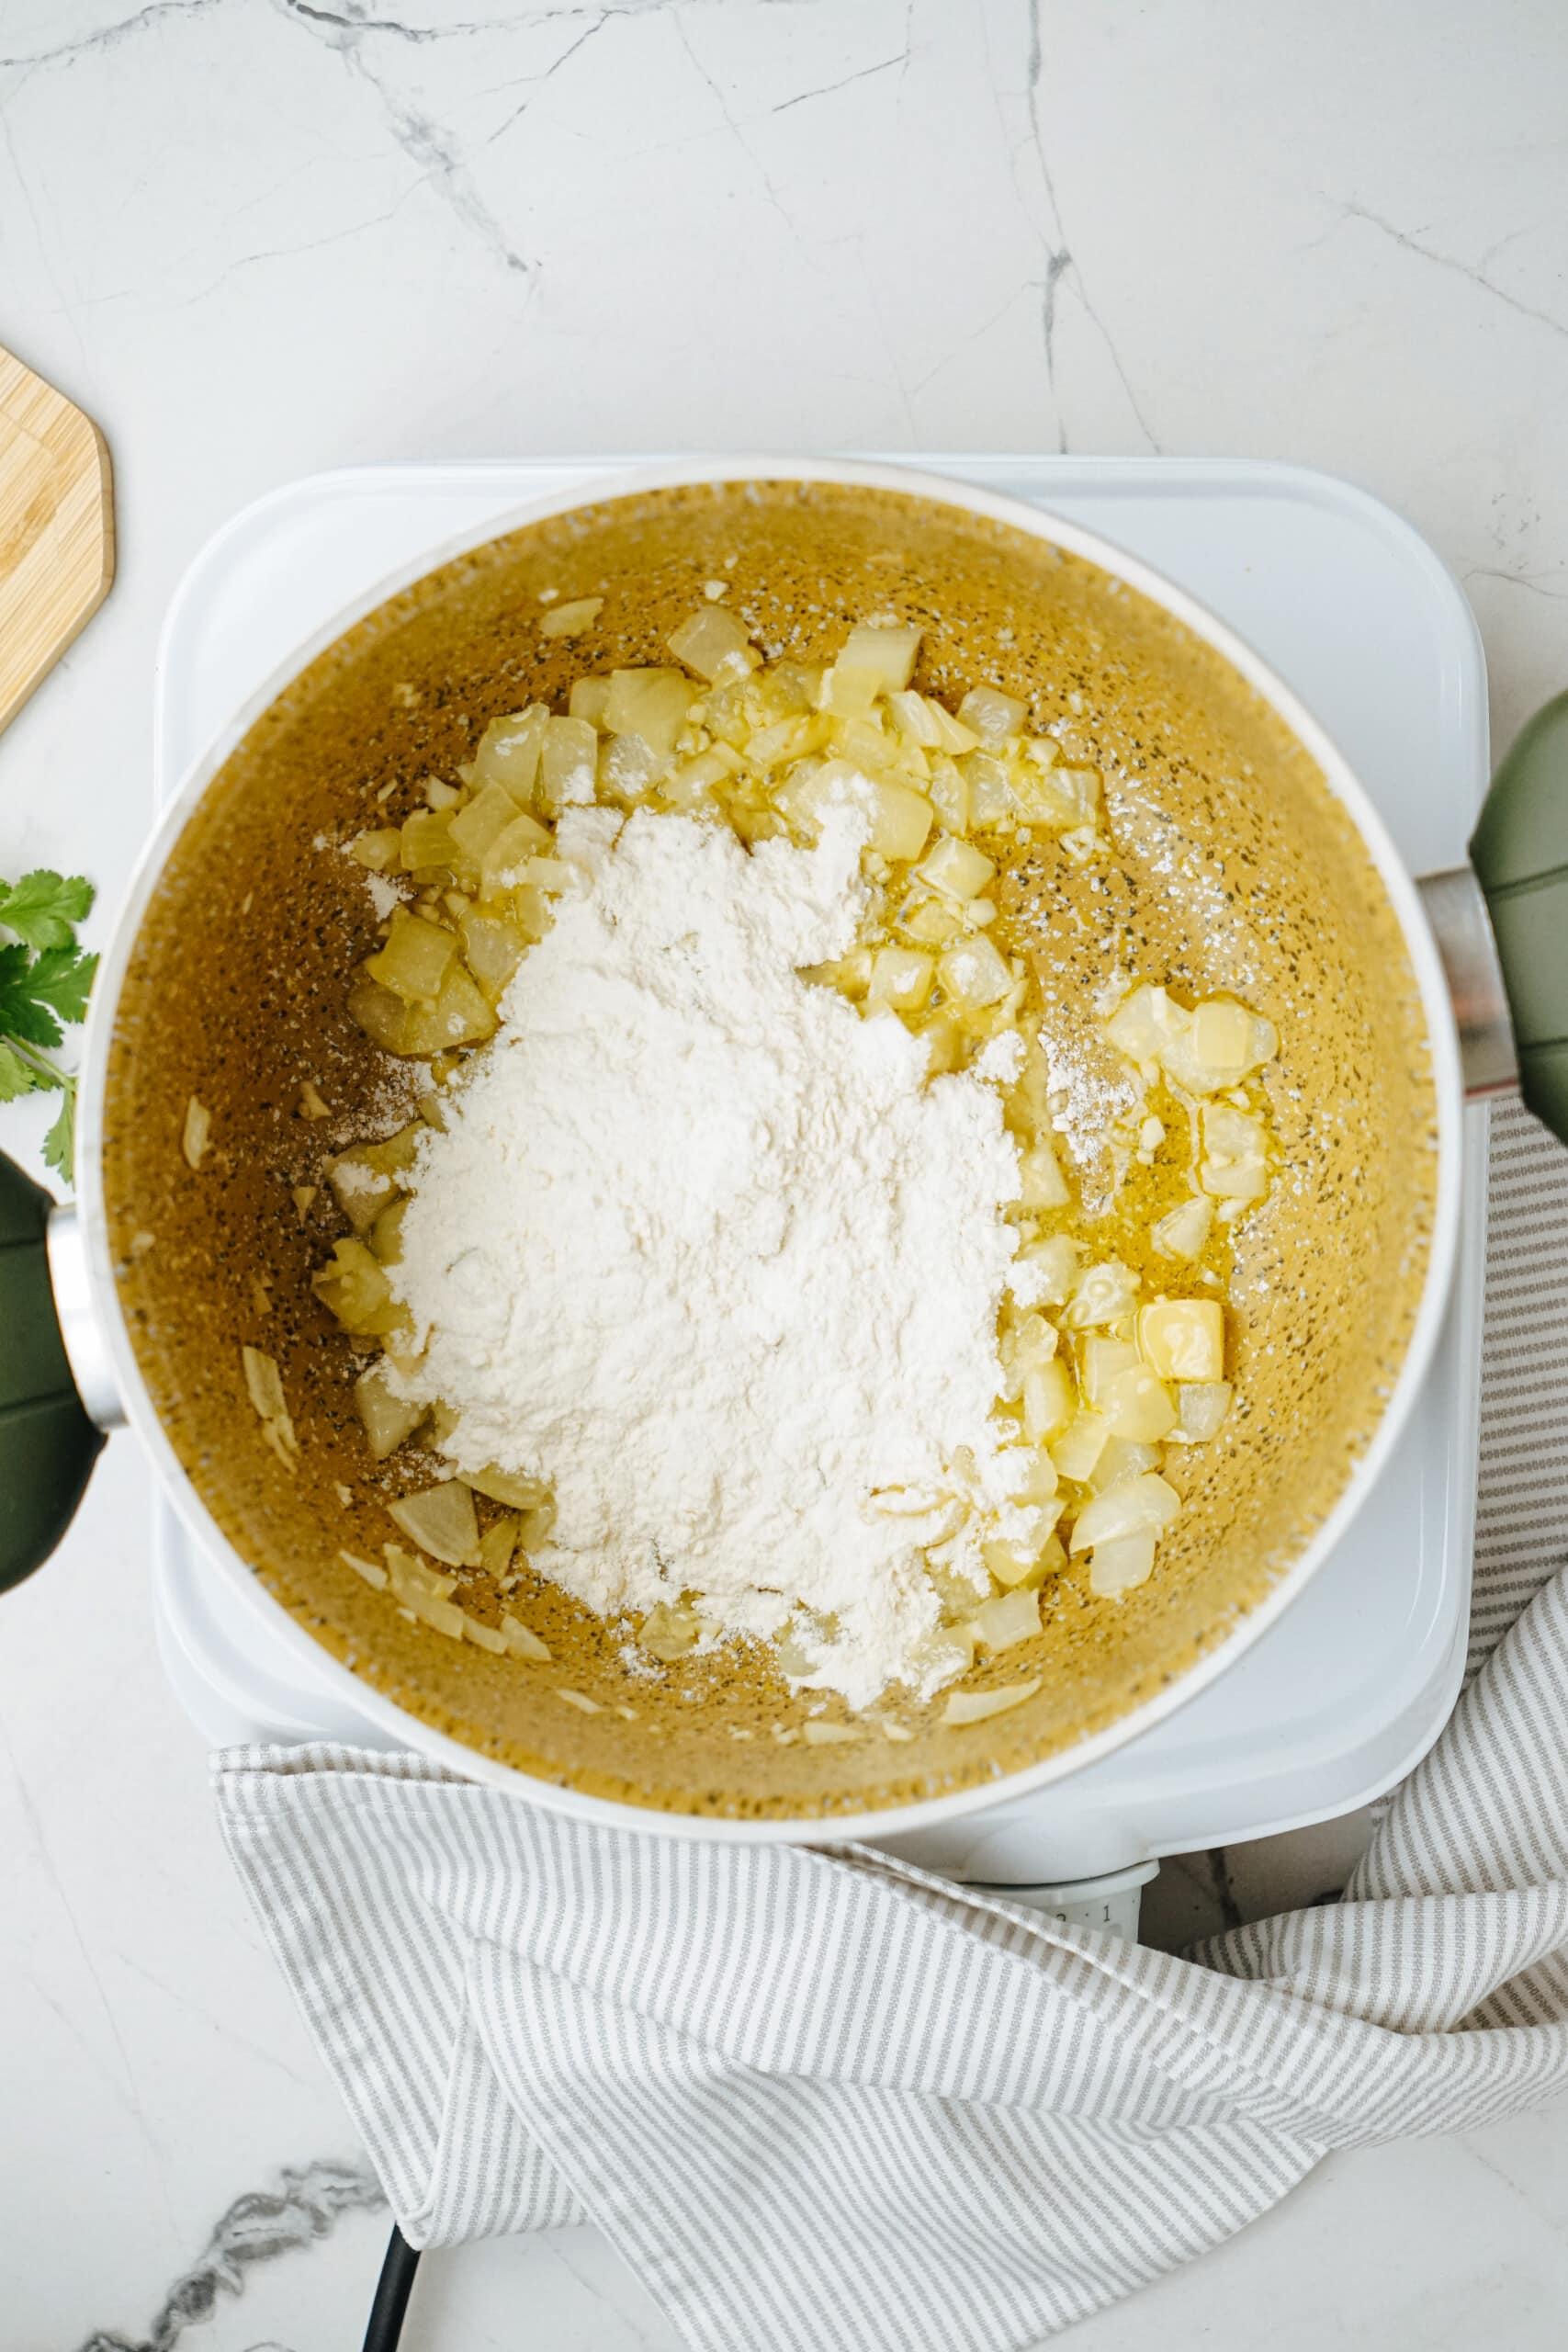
[0,344,114,736]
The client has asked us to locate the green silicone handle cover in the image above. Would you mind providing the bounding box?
[1472,689,1568,1148]
[0,1152,105,1592]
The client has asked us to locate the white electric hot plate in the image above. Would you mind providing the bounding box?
[150,458,1487,1894]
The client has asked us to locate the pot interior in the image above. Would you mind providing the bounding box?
[100,477,1438,1820]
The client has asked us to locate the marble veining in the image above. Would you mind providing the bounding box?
[77,2161,385,2352]
[3,1,1568,2346]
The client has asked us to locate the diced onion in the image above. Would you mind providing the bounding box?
[182,1095,211,1170]
[1068,1474,1180,1554]
[1151,1194,1213,1260]
[387,1479,481,1567]
[570,678,611,727]
[984,1527,1066,1589]
[448,780,525,865]
[968,1588,1042,1653]
[341,1549,389,1591]
[1017,1138,1069,1210]
[866,945,934,1012]
[825,624,921,707]
[458,1463,549,1509]
[639,1600,702,1662]
[781,760,934,861]
[983,1537,1043,1589]
[919,696,979,755]
[747,714,829,768]
[1022,1356,1075,1441]
[667,746,741,806]
[518,856,574,896]
[242,1343,287,1426]
[1173,1381,1234,1444]
[392,1588,460,1637]
[1061,1260,1139,1330]
[667,605,755,684]
[538,716,598,808]
[383,1543,457,1604]
[458,909,526,999]
[1090,1435,1162,1489]
[863,777,936,863]
[1089,1531,1157,1597]
[826,713,897,776]
[1051,1410,1111,1483]
[502,1615,551,1661]
[936,934,1013,1011]
[463,1615,508,1655]
[901,896,960,948]
[964,754,1016,829]
[1017,762,1099,830]
[941,1678,1041,1726]
[479,809,551,897]
[399,808,457,873]
[1012,1233,1082,1307]
[1200,1102,1269,1201]
[918,834,995,901]
[923,755,968,834]
[426,963,496,1050]
[1100,1364,1178,1443]
[472,707,549,800]
[1017,1363,1062,1442]
[477,1515,520,1580]
[1137,1298,1225,1384]
[1106,981,1275,1102]
[539,596,604,639]
[1192,997,1278,1079]
[355,1362,426,1461]
[911,1624,977,1686]
[367,910,458,1004]
[1082,1334,1141,1406]
[887,689,942,749]
[604,667,695,755]
[956,685,1027,743]
[324,1152,394,1232]
[312,1237,401,1335]
[1002,1311,1057,1374]
[349,827,401,871]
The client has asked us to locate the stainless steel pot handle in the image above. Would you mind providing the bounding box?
[1416,867,1518,1097]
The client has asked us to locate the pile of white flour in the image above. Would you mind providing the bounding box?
[387,806,1025,1706]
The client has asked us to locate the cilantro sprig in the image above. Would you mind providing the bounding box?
[0,870,97,1181]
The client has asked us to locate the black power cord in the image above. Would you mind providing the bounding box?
[362,2222,422,2352]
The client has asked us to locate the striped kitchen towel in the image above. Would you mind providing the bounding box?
[213,1102,1568,2350]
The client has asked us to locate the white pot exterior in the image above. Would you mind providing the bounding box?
[72,457,1468,1842]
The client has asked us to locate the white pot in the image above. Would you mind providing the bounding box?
[10,457,1553,1843]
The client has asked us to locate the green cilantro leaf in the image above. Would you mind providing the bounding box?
[0,944,64,1048]
[27,944,97,1024]
[0,1040,43,1102]
[0,868,96,1189]
[0,870,95,950]
[41,1088,76,1180]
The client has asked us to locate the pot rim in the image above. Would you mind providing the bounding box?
[76,453,1466,1842]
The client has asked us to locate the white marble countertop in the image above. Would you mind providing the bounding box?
[3,2,1566,2346]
